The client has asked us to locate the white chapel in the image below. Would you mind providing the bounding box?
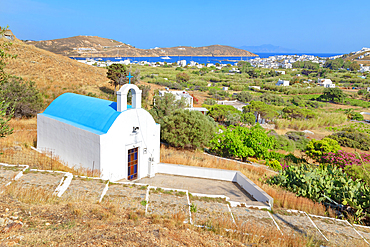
[37,84,160,181]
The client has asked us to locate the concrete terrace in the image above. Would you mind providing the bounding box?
[134,173,258,203]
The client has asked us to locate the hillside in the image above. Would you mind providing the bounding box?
[26,36,257,57]
[2,35,111,104]
[345,48,370,66]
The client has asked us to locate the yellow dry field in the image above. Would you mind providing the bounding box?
[2,38,112,105]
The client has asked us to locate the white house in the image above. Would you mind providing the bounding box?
[276,79,290,86]
[158,90,193,108]
[317,78,335,88]
[249,86,261,90]
[217,100,248,112]
[37,84,160,182]
[177,60,187,67]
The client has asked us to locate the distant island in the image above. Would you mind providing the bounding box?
[26,36,257,58]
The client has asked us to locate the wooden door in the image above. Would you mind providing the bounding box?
[127,147,138,180]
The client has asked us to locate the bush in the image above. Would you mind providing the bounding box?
[285,131,310,150]
[265,159,282,171]
[161,109,217,149]
[328,128,370,151]
[176,72,190,83]
[0,76,43,118]
[270,132,296,152]
[305,138,341,160]
[267,151,286,161]
[235,91,252,103]
[210,125,276,161]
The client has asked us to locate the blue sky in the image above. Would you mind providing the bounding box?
[1,0,369,53]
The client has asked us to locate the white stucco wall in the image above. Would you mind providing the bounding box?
[38,108,160,182]
[100,108,160,181]
[37,115,101,171]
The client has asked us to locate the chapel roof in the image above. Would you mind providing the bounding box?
[39,93,131,135]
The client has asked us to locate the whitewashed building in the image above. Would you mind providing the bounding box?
[276,79,290,86]
[158,90,193,107]
[317,78,335,88]
[37,84,160,182]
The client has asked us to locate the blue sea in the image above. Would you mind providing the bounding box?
[70,52,342,65]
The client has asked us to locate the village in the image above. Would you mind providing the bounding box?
[1,26,370,246]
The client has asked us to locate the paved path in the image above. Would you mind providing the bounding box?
[1,165,369,246]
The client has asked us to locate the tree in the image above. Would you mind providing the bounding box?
[235,91,252,103]
[149,93,187,125]
[305,138,341,160]
[241,112,256,125]
[106,64,128,93]
[282,106,316,120]
[161,109,217,149]
[0,76,43,118]
[0,27,15,137]
[207,104,240,123]
[321,87,346,103]
[0,100,13,138]
[210,125,276,161]
[243,101,278,123]
[0,26,17,82]
[176,72,190,83]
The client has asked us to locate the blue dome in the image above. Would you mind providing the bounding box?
[39,93,131,135]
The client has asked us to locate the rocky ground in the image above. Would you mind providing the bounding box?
[0,165,369,246]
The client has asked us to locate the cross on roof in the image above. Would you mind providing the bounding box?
[126,72,133,84]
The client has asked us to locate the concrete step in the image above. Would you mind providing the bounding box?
[1,164,369,246]
[231,207,276,229]
[271,211,325,240]
[104,183,147,211]
[147,188,189,218]
[310,215,365,246]
[62,176,107,202]
[0,166,22,187]
[191,199,234,228]
[17,170,64,192]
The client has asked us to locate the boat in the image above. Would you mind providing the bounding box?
[161,56,171,59]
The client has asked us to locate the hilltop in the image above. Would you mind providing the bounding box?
[345,47,370,66]
[26,35,257,57]
[2,34,110,104]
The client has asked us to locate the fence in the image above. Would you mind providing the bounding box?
[0,148,56,170]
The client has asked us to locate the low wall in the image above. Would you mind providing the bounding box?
[156,163,236,181]
[156,163,273,207]
[234,171,273,207]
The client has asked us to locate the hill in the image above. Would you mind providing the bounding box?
[26,36,257,57]
[345,48,370,66]
[2,34,111,104]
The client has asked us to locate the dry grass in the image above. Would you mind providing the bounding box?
[0,187,328,247]
[160,146,335,217]
[2,38,111,105]
[275,112,348,130]
[4,183,59,204]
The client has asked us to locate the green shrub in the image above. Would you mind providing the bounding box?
[210,125,276,161]
[267,151,286,161]
[305,138,341,160]
[0,76,43,118]
[285,131,310,150]
[161,109,217,149]
[328,128,370,151]
[265,159,282,171]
